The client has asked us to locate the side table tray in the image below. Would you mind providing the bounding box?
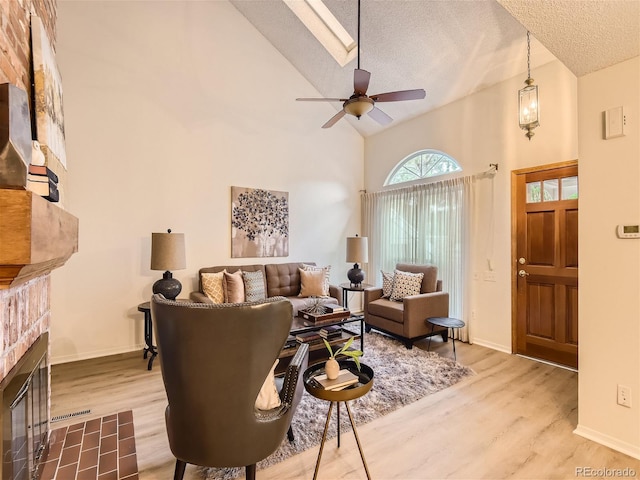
[304,361,374,480]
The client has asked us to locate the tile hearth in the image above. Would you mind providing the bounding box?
[40,411,138,480]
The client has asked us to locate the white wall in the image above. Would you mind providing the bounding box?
[51,1,363,363]
[575,57,640,458]
[364,60,578,351]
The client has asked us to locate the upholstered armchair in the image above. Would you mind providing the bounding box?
[363,263,449,349]
[151,295,309,480]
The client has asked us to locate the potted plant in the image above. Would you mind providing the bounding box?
[323,336,363,380]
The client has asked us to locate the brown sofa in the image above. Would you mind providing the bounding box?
[363,263,449,349]
[190,262,340,315]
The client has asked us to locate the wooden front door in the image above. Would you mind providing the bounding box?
[512,161,578,369]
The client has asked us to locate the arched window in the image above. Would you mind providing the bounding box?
[385,149,461,186]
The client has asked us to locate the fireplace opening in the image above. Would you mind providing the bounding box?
[0,333,49,480]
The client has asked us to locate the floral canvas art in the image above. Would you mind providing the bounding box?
[231,187,289,258]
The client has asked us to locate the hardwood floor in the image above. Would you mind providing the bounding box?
[51,338,639,480]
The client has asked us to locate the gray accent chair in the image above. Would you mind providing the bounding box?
[151,295,309,480]
[363,263,450,349]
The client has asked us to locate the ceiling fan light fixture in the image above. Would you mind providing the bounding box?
[344,97,374,118]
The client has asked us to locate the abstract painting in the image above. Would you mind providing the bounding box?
[31,15,67,169]
[231,186,289,258]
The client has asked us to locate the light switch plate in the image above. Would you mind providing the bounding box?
[604,106,626,139]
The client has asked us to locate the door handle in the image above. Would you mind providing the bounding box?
[518,269,530,278]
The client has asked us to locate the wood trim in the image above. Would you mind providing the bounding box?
[510,160,578,360]
[512,159,578,176]
[0,189,78,289]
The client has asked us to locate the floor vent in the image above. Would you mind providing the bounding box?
[51,409,91,423]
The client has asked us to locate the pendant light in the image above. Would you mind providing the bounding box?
[518,31,540,140]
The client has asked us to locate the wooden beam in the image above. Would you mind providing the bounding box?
[0,188,78,289]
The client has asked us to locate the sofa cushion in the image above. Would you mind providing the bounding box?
[381,270,395,298]
[243,270,266,302]
[265,263,311,297]
[301,263,331,296]
[223,270,245,303]
[390,270,424,301]
[299,268,326,297]
[199,264,265,292]
[201,271,226,304]
[395,263,438,293]
[368,298,404,323]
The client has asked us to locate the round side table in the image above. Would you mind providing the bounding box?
[426,316,466,360]
[304,360,374,480]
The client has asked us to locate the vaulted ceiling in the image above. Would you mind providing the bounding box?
[230,0,639,137]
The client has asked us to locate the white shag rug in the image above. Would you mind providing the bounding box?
[202,331,474,479]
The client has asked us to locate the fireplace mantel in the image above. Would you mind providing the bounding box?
[0,188,78,289]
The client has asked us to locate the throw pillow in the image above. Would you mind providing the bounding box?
[242,270,266,302]
[255,359,282,411]
[223,270,245,303]
[201,271,226,304]
[381,270,395,298]
[390,270,424,301]
[299,269,326,297]
[301,264,331,296]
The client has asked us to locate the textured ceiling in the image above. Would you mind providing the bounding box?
[230,0,639,137]
[499,0,640,77]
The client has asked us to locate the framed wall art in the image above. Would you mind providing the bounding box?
[231,186,289,258]
[31,15,67,169]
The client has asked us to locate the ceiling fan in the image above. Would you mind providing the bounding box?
[296,0,426,129]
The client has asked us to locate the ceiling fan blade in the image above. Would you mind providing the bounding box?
[370,89,426,102]
[296,97,347,102]
[322,110,346,128]
[368,107,393,126]
[353,69,371,95]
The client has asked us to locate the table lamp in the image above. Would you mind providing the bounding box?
[346,235,368,287]
[151,229,186,300]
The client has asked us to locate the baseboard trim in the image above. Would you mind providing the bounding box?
[469,338,511,354]
[51,344,143,365]
[574,424,640,460]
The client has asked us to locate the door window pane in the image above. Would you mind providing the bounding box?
[561,176,578,199]
[543,179,559,201]
[526,182,541,203]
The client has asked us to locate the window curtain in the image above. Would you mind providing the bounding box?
[362,176,475,342]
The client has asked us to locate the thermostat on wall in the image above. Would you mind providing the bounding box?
[617,225,640,239]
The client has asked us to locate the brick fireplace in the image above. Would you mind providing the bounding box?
[0,189,78,480]
[0,0,78,475]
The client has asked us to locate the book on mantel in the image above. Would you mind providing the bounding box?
[26,175,59,202]
[28,164,59,183]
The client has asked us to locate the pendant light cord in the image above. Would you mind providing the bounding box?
[526,31,531,80]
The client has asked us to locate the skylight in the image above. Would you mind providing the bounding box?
[283,0,357,67]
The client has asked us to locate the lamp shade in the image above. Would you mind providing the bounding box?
[346,236,368,264]
[151,232,186,271]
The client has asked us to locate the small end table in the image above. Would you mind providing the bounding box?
[426,316,466,360]
[339,282,372,312]
[137,302,157,370]
[304,360,374,480]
